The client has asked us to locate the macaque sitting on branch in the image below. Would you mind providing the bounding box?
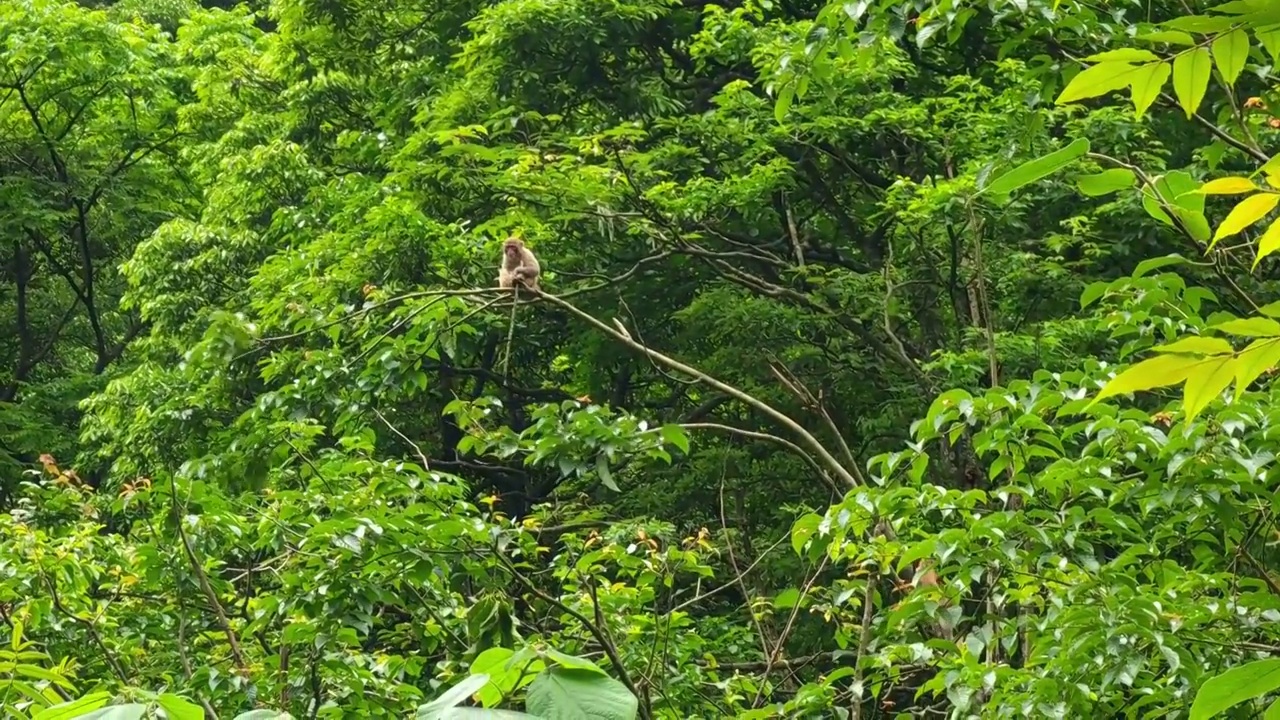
[497,237,540,293]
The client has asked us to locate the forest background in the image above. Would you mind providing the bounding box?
[4,0,1280,717]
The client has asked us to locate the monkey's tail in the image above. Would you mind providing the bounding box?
[501,286,519,376]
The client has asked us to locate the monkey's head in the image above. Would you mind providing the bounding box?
[503,237,526,263]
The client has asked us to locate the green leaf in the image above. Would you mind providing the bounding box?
[71,705,149,720]
[1255,219,1280,268]
[1077,168,1136,196]
[542,649,605,675]
[1190,659,1280,720]
[1257,28,1280,62]
[1136,31,1196,45]
[1233,338,1280,399]
[1080,280,1109,308]
[596,454,619,492]
[1267,698,1280,720]
[775,84,794,124]
[790,513,823,555]
[1151,336,1234,355]
[1133,254,1189,277]
[1212,317,1280,336]
[1056,62,1143,104]
[1085,48,1161,62]
[773,588,801,608]
[1183,356,1237,421]
[526,668,639,720]
[416,674,491,720]
[1211,193,1280,248]
[233,713,295,720]
[1172,47,1212,117]
[1164,14,1238,33]
[1212,29,1250,86]
[157,695,204,720]
[1201,177,1259,194]
[1093,353,1208,403]
[981,138,1090,199]
[33,692,113,720]
[659,425,690,454]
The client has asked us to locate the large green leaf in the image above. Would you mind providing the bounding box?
[1092,353,1208,403]
[32,693,112,720]
[981,138,1090,200]
[1076,168,1136,196]
[1210,193,1280,248]
[71,705,149,720]
[1190,659,1280,719]
[1055,62,1145,104]
[1172,47,1212,117]
[1130,61,1171,117]
[417,674,493,720]
[525,668,638,720]
[1211,29,1249,86]
[157,695,203,720]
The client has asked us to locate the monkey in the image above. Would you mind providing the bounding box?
[497,237,540,293]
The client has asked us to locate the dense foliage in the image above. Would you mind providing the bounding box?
[5,0,1280,717]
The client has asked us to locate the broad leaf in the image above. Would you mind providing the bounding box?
[1211,193,1280,248]
[72,706,149,720]
[1200,177,1258,194]
[1233,338,1280,399]
[1211,29,1249,86]
[1093,353,1208,403]
[526,668,639,720]
[1085,48,1161,62]
[1131,61,1171,118]
[1190,659,1280,720]
[1255,219,1280,268]
[1077,169,1136,196]
[1172,47,1212,117]
[1183,356,1237,421]
[1152,336,1233,355]
[1212,317,1280,336]
[417,674,492,720]
[1136,31,1196,45]
[1056,62,1144,104]
[982,138,1090,199]
[157,695,203,720]
[32,694,112,720]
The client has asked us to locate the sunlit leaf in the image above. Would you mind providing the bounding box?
[982,138,1090,199]
[1200,177,1258,194]
[1151,336,1233,355]
[1093,353,1208,403]
[1136,31,1196,45]
[1172,47,1212,117]
[1190,659,1280,720]
[1085,48,1161,62]
[1183,356,1237,421]
[526,668,639,720]
[1130,62,1171,118]
[1056,62,1144,104]
[31,693,112,720]
[1233,338,1280,399]
[1077,169,1136,196]
[1211,317,1280,336]
[1211,192,1280,248]
[1211,29,1250,86]
[1254,218,1280,268]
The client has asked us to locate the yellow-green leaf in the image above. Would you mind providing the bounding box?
[1183,356,1237,421]
[1233,338,1280,399]
[1057,62,1144,104]
[1212,29,1250,86]
[1257,28,1280,62]
[1086,48,1162,63]
[1200,176,1258,194]
[1210,192,1280,248]
[1137,31,1196,46]
[1172,47,1212,118]
[981,138,1090,199]
[1076,168,1136,196]
[1130,62,1172,118]
[1212,316,1280,336]
[1152,336,1234,355]
[1092,353,1208,403]
[1255,218,1280,269]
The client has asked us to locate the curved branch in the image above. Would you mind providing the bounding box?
[537,291,859,488]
